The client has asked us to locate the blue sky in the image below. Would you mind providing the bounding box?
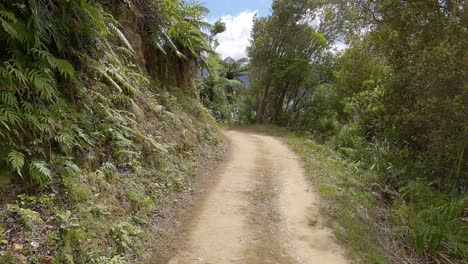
[202,0,272,20]
[200,1,346,59]
[201,0,273,59]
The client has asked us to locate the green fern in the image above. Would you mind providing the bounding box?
[0,9,17,38]
[64,160,81,177]
[5,62,27,85]
[7,150,25,178]
[108,22,135,54]
[0,107,21,127]
[0,91,18,108]
[31,49,75,78]
[53,59,75,79]
[26,69,57,101]
[55,133,75,154]
[29,160,52,187]
[0,9,16,22]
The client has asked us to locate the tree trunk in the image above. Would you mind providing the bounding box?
[256,75,272,123]
[272,81,290,124]
[287,89,299,127]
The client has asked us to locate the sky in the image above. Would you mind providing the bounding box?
[203,0,273,59]
[201,0,346,59]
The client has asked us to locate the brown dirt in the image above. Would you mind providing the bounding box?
[165,130,348,264]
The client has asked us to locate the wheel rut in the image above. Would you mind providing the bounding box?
[167,130,348,264]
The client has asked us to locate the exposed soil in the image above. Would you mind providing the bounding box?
[165,130,348,264]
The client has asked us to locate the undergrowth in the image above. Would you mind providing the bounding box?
[242,125,466,264]
[285,132,467,263]
[0,0,224,263]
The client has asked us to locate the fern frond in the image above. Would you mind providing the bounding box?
[111,93,132,106]
[100,68,123,93]
[108,22,134,54]
[0,66,13,85]
[99,161,115,173]
[0,116,10,132]
[148,25,183,58]
[127,71,150,84]
[21,101,34,113]
[23,113,40,130]
[0,107,21,126]
[31,49,75,78]
[12,20,34,45]
[107,67,137,95]
[26,69,57,101]
[0,17,17,38]
[7,149,25,177]
[53,58,75,78]
[80,0,109,35]
[5,62,27,85]
[63,160,81,177]
[147,28,167,55]
[0,92,18,108]
[29,160,52,187]
[55,133,74,154]
[0,9,16,22]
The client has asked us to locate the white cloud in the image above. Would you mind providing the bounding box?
[211,11,256,60]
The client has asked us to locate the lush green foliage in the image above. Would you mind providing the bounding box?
[243,0,466,262]
[200,57,248,124]
[0,0,222,263]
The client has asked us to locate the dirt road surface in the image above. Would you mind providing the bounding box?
[168,130,348,264]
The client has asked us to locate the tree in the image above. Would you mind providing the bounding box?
[243,0,466,259]
[247,0,345,124]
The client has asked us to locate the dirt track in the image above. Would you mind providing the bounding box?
[168,130,348,264]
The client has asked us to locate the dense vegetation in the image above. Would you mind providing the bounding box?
[240,0,467,263]
[0,0,227,263]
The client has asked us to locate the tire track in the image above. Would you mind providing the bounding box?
[167,130,348,264]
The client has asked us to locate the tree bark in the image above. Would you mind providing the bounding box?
[272,81,290,124]
[287,89,299,127]
[256,75,272,123]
